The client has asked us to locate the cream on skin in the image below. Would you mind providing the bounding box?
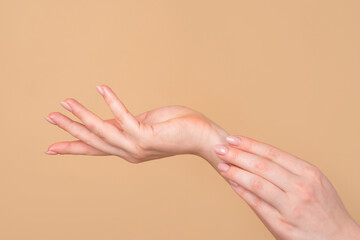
[45,85,360,240]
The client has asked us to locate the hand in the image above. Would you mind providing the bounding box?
[45,85,227,163]
[214,136,360,240]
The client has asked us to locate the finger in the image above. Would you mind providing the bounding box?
[218,163,287,212]
[46,112,127,157]
[225,135,305,175]
[60,98,134,150]
[96,85,140,136]
[46,140,109,156]
[214,145,295,191]
[229,184,281,222]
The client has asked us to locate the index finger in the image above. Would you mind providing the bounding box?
[96,85,140,136]
[225,135,307,175]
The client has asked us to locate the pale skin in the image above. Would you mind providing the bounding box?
[45,85,360,240]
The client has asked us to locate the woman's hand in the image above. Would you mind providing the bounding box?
[214,136,360,240]
[45,85,227,163]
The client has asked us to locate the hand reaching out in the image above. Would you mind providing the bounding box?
[45,85,360,239]
[45,85,227,163]
[214,136,360,240]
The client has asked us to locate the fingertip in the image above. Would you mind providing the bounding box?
[96,85,105,96]
[217,162,230,172]
[60,101,72,112]
[47,112,59,119]
[45,150,58,155]
[102,85,112,96]
[226,135,241,146]
[214,145,228,155]
[45,116,57,125]
[228,179,239,187]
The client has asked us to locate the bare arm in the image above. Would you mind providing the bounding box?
[45,85,360,240]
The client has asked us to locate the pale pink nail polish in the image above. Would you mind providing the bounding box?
[60,101,72,112]
[45,151,58,155]
[228,180,238,187]
[103,86,110,96]
[96,85,104,96]
[45,116,56,125]
[226,136,241,146]
[217,162,230,172]
[214,145,228,155]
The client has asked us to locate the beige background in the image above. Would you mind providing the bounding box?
[1,0,359,239]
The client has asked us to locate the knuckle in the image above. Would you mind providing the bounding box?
[64,142,71,148]
[83,146,92,156]
[250,177,263,191]
[106,95,116,108]
[250,197,263,209]
[68,123,81,139]
[294,181,316,202]
[228,149,239,162]
[87,122,98,132]
[242,137,255,151]
[235,187,246,197]
[265,146,280,160]
[291,205,304,219]
[303,165,322,183]
[254,160,269,172]
[88,122,105,139]
[227,166,239,179]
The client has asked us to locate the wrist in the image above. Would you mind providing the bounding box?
[332,217,360,240]
[196,122,229,167]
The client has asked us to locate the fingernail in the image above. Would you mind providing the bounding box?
[60,101,72,112]
[45,151,58,155]
[214,145,228,155]
[103,86,110,96]
[45,116,56,125]
[96,85,104,96]
[217,162,230,172]
[226,136,241,146]
[228,180,238,187]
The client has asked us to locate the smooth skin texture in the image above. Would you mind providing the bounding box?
[45,85,229,167]
[214,137,360,240]
[45,85,360,240]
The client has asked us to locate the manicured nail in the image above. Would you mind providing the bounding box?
[60,101,72,112]
[103,86,110,96]
[96,85,104,96]
[45,151,58,155]
[217,162,230,172]
[214,145,228,155]
[228,180,238,187]
[45,116,56,125]
[226,136,241,146]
